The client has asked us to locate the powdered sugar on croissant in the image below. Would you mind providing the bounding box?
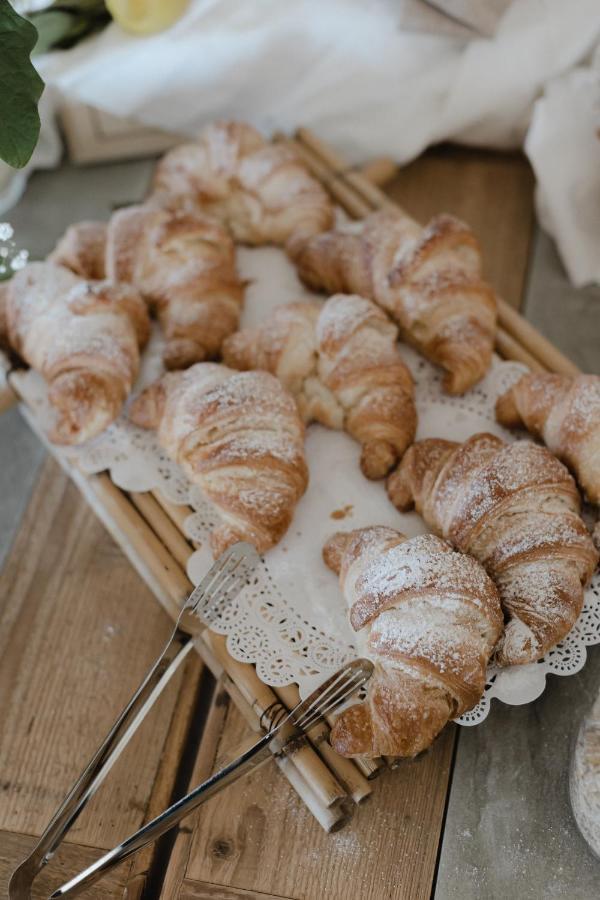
[496,373,600,504]
[50,220,107,281]
[387,433,599,666]
[6,262,149,444]
[129,363,308,555]
[323,526,502,757]
[152,121,334,246]
[105,203,244,369]
[291,210,497,394]
[223,293,416,478]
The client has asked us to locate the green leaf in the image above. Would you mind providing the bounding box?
[0,0,44,169]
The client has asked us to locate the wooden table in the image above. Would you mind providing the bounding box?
[1,146,599,899]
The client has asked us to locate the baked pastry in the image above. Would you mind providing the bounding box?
[5,261,149,444]
[105,203,244,369]
[223,293,416,478]
[129,363,308,555]
[152,120,334,246]
[387,433,599,665]
[496,373,600,504]
[50,220,107,280]
[323,526,502,757]
[290,210,497,394]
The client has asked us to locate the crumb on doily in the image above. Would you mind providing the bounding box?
[331,504,354,520]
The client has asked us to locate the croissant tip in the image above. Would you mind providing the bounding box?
[495,388,520,427]
[322,532,353,574]
[163,339,207,370]
[360,441,398,480]
[386,467,414,512]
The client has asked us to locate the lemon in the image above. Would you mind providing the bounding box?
[106,0,190,35]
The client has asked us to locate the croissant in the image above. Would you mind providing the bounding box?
[223,293,416,478]
[152,121,334,246]
[290,210,497,394]
[129,363,308,555]
[5,261,149,444]
[105,203,244,369]
[50,220,107,280]
[323,526,503,757]
[387,433,599,666]
[496,373,600,505]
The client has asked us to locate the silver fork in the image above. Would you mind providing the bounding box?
[8,541,260,900]
[49,657,373,898]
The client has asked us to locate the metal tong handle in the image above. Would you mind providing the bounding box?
[8,543,259,899]
[50,658,374,898]
[51,733,274,898]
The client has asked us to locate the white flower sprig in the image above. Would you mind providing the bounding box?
[0,223,29,280]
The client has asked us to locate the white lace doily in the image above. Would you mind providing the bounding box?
[13,246,600,727]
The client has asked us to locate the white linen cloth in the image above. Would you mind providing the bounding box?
[8,0,600,285]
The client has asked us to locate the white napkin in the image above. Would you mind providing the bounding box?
[526,58,600,287]
[11,0,600,287]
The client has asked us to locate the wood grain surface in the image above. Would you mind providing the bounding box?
[0,461,206,897]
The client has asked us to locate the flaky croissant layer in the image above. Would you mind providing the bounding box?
[323,526,503,758]
[290,210,497,394]
[223,293,416,479]
[105,203,245,370]
[152,120,334,246]
[496,372,600,505]
[129,363,308,556]
[387,433,599,666]
[5,262,149,445]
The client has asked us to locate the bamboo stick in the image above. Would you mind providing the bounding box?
[129,491,193,569]
[274,683,372,804]
[496,296,580,376]
[134,485,374,805]
[151,490,194,536]
[290,128,581,378]
[202,630,349,811]
[86,473,193,621]
[357,157,398,188]
[349,751,385,780]
[85,476,352,827]
[495,327,546,373]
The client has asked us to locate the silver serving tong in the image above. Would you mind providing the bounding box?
[49,657,373,898]
[8,542,261,900]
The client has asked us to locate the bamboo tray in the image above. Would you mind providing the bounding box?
[0,129,581,834]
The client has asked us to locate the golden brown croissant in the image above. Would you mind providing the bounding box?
[5,261,149,444]
[496,373,600,505]
[323,526,503,757]
[50,220,107,280]
[129,363,308,555]
[223,293,416,478]
[387,433,599,666]
[152,121,334,246]
[291,210,497,394]
[105,203,244,370]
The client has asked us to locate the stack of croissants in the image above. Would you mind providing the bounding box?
[2,121,598,760]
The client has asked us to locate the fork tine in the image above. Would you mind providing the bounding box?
[299,678,366,732]
[187,543,259,620]
[298,671,370,732]
[290,660,373,733]
[187,550,244,607]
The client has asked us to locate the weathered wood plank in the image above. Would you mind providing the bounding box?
[386,145,535,310]
[179,881,293,899]
[0,832,131,899]
[161,700,455,900]
[0,456,215,900]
